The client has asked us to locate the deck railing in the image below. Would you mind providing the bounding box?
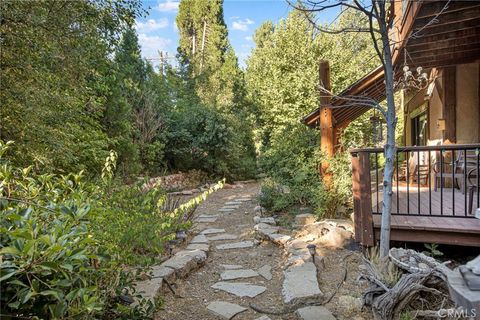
[350,144,480,245]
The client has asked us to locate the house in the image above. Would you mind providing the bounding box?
[302,0,480,247]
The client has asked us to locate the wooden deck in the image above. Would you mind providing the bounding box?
[372,185,478,217]
[372,215,480,247]
[370,186,480,247]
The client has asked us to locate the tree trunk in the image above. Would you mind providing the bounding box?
[378,11,397,258]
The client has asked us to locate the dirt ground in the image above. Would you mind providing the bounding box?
[155,182,373,320]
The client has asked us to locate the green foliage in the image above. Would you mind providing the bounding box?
[423,243,444,258]
[248,9,379,217]
[0,141,153,319]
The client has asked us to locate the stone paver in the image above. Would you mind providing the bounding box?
[257,265,272,281]
[269,233,291,245]
[220,269,259,280]
[296,306,336,320]
[207,300,247,319]
[207,234,238,241]
[218,208,235,212]
[255,316,272,320]
[216,241,254,250]
[151,265,176,283]
[198,214,219,218]
[186,243,209,251]
[195,217,217,223]
[234,198,251,202]
[201,228,225,235]
[224,201,242,205]
[211,282,266,298]
[190,234,209,244]
[282,262,323,304]
[222,205,239,209]
[134,277,164,303]
[221,264,243,270]
[253,216,276,225]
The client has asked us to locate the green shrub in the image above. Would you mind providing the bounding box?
[0,141,224,318]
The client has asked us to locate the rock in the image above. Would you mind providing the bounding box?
[418,262,429,270]
[207,234,238,241]
[253,216,276,225]
[197,214,219,218]
[254,205,265,214]
[295,214,316,226]
[337,295,362,314]
[201,228,225,235]
[186,243,209,252]
[211,282,266,298]
[216,241,254,250]
[296,306,336,320]
[134,277,164,303]
[235,198,251,202]
[221,264,243,270]
[219,208,235,212]
[269,233,291,245]
[220,269,259,280]
[255,316,271,320]
[195,217,217,223]
[317,226,353,248]
[181,190,193,195]
[207,300,247,319]
[150,265,176,283]
[191,234,209,244]
[289,239,309,250]
[160,250,207,278]
[282,262,323,304]
[223,205,239,210]
[257,265,272,280]
[225,201,242,205]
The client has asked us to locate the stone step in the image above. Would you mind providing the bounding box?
[257,265,272,280]
[221,264,243,270]
[282,262,323,304]
[207,300,247,319]
[296,306,336,320]
[220,269,259,280]
[162,249,207,278]
[224,201,242,205]
[253,216,276,225]
[211,281,266,298]
[216,241,254,250]
[201,228,226,235]
[207,234,238,241]
[191,234,209,244]
[218,208,235,212]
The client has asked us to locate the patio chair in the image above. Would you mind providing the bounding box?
[457,150,478,194]
[468,168,479,214]
[433,150,465,192]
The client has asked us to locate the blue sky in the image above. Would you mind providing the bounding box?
[136,0,337,68]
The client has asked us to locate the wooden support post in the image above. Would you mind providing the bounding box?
[351,151,374,246]
[443,66,456,143]
[319,60,334,183]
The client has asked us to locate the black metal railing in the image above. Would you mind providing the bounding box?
[351,144,480,218]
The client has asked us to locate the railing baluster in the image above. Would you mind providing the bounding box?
[464,148,467,216]
[375,152,379,214]
[452,149,455,216]
[440,150,444,216]
[406,151,410,214]
[417,151,421,215]
[428,150,431,215]
[396,151,399,214]
[477,148,479,211]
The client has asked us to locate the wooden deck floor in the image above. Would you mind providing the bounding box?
[370,185,480,246]
[372,185,478,217]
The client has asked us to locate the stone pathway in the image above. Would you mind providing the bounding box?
[141,182,368,320]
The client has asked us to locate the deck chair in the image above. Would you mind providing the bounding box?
[468,168,479,214]
[456,150,478,194]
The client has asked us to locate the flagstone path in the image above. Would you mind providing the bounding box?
[149,182,370,320]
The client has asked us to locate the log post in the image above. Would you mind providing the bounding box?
[319,60,334,183]
[351,151,374,246]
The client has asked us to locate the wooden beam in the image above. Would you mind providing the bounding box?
[414,4,480,28]
[411,18,480,39]
[443,66,456,143]
[408,36,480,55]
[409,43,480,62]
[413,50,480,68]
[319,60,334,181]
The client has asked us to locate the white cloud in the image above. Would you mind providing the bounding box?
[232,18,254,32]
[157,0,179,12]
[245,36,253,41]
[135,18,169,33]
[138,33,172,59]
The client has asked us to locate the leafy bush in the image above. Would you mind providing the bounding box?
[0,141,224,318]
[259,124,353,218]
